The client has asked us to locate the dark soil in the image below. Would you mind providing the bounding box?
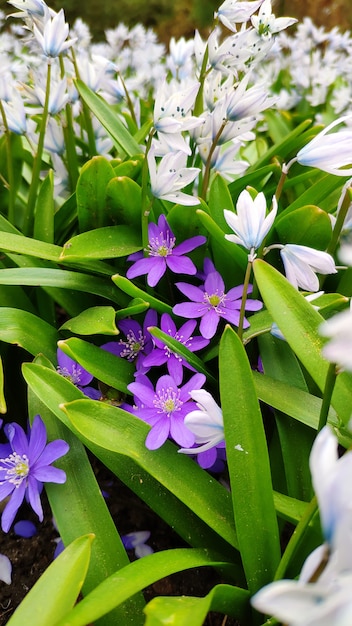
[0,464,240,626]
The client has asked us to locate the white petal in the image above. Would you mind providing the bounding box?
[0,554,12,585]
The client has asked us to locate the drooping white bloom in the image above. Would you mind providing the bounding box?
[280,244,337,291]
[224,188,277,259]
[33,9,77,58]
[320,303,352,372]
[0,554,12,585]
[251,0,297,40]
[287,115,352,176]
[147,145,200,206]
[1,90,27,135]
[178,390,224,455]
[215,0,265,32]
[224,73,276,121]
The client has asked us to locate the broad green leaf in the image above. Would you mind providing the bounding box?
[144,584,250,626]
[23,364,238,561]
[34,170,54,243]
[75,80,141,157]
[62,398,239,550]
[58,337,134,393]
[285,173,349,214]
[0,230,62,262]
[208,174,235,233]
[275,205,332,249]
[112,274,173,314]
[0,267,126,306]
[228,164,276,199]
[273,491,308,525]
[60,225,142,260]
[113,155,144,180]
[219,326,280,593]
[115,298,149,320]
[76,156,116,231]
[253,259,352,425]
[0,307,57,362]
[7,534,93,626]
[245,118,313,170]
[60,306,119,335]
[55,550,237,626]
[0,355,6,413]
[106,176,143,229]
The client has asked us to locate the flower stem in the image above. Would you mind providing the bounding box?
[318,362,338,432]
[326,180,352,256]
[200,119,227,200]
[141,129,155,253]
[0,101,16,224]
[22,60,52,236]
[59,55,79,192]
[237,256,253,342]
[274,495,318,581]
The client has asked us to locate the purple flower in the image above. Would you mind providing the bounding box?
[126,214,206,287]
[0,415,69,532]
[173,269,263,339]
[122,530,153,558]
[128,372,206,450]
[143,313,209,385]
[57,348,100,399]
[102,309,157,375]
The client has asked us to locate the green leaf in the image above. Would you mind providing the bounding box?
[106,176,143,229]
[58,337,134,393]
[112,274,173,314]
[285,173,349,214]
[76,156,116,231]
[62,398,239,550]
[60,306,119,335]
[196,208,247,272]
[7,534,93,626]
[0,355,6,413]
[60,225,142,260]
[246,118,313,170]
[275,205,332,249]
[0,307,57,361]
[34,169,54,243]
[219,326,281,593]
[144,583,249,626]
[75,80,141,156]
[253,259,352,425]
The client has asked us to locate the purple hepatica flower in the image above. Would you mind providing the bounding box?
[122,530,153,558]
[173,269,263,339]
[102,309,157,376]
[143,313,209,385]
[128,372,206,450]
[126,214,206,287]
[0,415,69,532]
[57,347,100,399]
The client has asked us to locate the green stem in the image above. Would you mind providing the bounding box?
[318,362,338,432]
[0,101,16,224]
[59,55,79,192]
[71,50,97,157]
[23,60,52,236]
[118,71,138,127]
[193,44,209,117]
[274,166,288,204]
[274,495,318,581]
[141,129,155,253]
[200,119,227,200]
[237,256,253,342]
[327,181,352,256]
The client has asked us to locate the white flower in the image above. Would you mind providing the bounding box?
[224,189,277,259]
[147,145,200,206]
[280,244,337,291]
[178,390,224,455]
[251,0,297,39]
[320,303,352,372]
[0,554,12,585]
[290,115,352,177]
[215,0,265,32]
[33,9,77,58]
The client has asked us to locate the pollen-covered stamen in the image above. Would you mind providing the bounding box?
[163,330,192,362]
[0,452,29,488]
[153,386,183,417]
[203,290,226,313]
[57,364,84,385]
[119,329,145,361]
[147,230,176,258]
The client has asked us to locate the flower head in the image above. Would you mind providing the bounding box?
[251,0,297,39]
[320,303,352,372]
[33,9,77,58]
[279,244,337,291]
[143,313,209,385]
[224,188,277,259]
[57,347,100,399]
[147,145,201,206]
[173,268,262,339]
[0,415,69,532]
[126,214,206,287]
[215,0,265,32]
[128,373,206,450]
[122,530,153,558]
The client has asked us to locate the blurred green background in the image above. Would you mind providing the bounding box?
[4,0,352,42]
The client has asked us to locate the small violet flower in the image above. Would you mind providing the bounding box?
[224,188,277,260]
[143,313,209,385]
[122,530,154,558]
[128,373,206,450]
[56,347,100,399]
[173,268,262,339]
[102,309,157,375]
[126,214,206,287]
[0,415,69,532]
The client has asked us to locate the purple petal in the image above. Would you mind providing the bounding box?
[166,357,184,386]
[244,299,263,311]
[199,309,220,339]
[167,255,197,276]
[155,374,178,395]
[127,250,143,262]
[5,422,29,457]
[118,319,142,337]
[221,308,241,327]
[145,418,170,450]
[28,416,47,463]
[170,415,195,447]
[173,235,206,255]
[0,482,15,502]
[180,373,206,401]
[173,302,205,319]
[146,258,167,287]
[187,335,210,351]
[14,520,37,538]
[26,475,44,522]
[143,309,158,332]
[177,319,197,338]
[126,256,156,280]
[204,271,224,295]
[80,386,101,400]
[142,349,167,368]
[32,439,69,467]
[160,313,177,335]
[226,285,245,301]
[101,342,125,357]
[128,381,156,407]
[157,214,173,237]
[175,282,204,302]
[32,465,67,483]
[1,482,26,532]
